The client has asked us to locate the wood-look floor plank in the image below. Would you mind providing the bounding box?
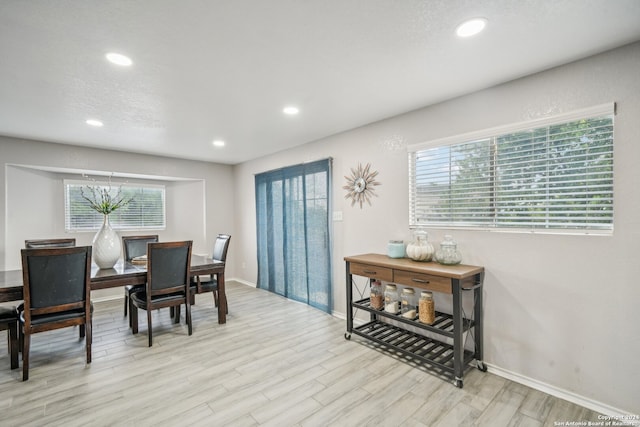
[430,400,481,427]
[251,380,325,425]
[299,387,371,427]
[0,282,605,427]
[474,384,528,427]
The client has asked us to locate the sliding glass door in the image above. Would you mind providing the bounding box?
[255,159,332,312]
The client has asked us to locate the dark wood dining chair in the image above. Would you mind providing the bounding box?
[122,235,159,321]
[191,234,230,313]
[19,246,93,381]
[24,238,76,249]
[18,238,80,349]
[0,306,19,370]
[130,241,193,347]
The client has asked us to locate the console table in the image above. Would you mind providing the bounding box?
[344,253,486,387]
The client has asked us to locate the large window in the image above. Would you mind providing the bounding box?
[65,180,166,231]
[409,104,614,233]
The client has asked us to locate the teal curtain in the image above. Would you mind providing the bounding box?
[255,159,332,313]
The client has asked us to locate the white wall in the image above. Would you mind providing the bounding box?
[5,167,60,253]
[232,42,640,415]
[0,137,235,298]
[4,166,208,267]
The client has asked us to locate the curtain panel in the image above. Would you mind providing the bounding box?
[255,159,332,313]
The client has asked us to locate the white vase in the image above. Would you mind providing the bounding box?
[92,215,121,269]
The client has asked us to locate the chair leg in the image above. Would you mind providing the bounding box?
[186,303,192,336]
[22,332,30,381]
[225,294,229,314]
[147,310,153,347]
[86,319,92,364]
[124,293,128,316]
[129,298,135,327]
[9,322,18,370]
[79,324,85,338]
[18,326,23,354]
[173,305,181,324]
[131,306,139,334]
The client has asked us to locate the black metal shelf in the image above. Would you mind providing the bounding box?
[352,297,475,339]
[351,320,476,381]
[344,255,485,388]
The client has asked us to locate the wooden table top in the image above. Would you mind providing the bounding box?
[344,253,484,279]
[0,254,224,302]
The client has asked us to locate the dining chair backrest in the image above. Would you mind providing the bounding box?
[20,245,93,380]
[147,241,192,295]
[21,246,92,317]
[131,241,193,346]
[192,234,230,313]
[122,235,159,261]
[212,234,231,262]
[24,238,76,249]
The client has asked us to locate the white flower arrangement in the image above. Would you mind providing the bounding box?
[80,175,133,215]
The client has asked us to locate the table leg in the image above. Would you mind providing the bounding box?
[452,278,464,387]
[474,272,485,370]
[218,272,226,324]
[346,262,353,335]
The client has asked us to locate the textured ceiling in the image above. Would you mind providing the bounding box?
[1,0,639,165]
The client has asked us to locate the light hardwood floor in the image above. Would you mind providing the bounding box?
[0,282,602,426]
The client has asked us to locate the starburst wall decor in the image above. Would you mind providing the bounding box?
[343,162,380,208]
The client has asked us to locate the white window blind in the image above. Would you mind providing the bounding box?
[408,104,614,233]
[64,180,166,231]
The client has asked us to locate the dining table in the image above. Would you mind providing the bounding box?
[0,254,227,324]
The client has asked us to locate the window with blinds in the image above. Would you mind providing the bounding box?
[64,180,166,231]
[408,104,614,233]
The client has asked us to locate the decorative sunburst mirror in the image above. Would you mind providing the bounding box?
[343,163,380,208]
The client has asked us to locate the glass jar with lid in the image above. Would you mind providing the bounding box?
[384,284,400,314]
[401,287,417,319]
[418,291,435,324]
[406,229,434,262]
[435,234,462,265]
[370,279,384,310]
[387,240,405,258]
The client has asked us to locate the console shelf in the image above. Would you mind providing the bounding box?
[352,297,475,338]
[352,320,476,376]
[344,253,486,388]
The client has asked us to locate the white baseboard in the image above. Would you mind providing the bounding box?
[486,363,634,419]
[228,277,256,288]
[332,310,346,320]
[91,295,122,303]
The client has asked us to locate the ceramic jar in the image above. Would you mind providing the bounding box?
[406,230,434,262]
[387,240,405,258]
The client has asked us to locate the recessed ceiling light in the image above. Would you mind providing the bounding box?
[283,106,299,115]
[212,140,225,147]
[105,52,133,66]
[86,119,104,127]
[456,18,487,38]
